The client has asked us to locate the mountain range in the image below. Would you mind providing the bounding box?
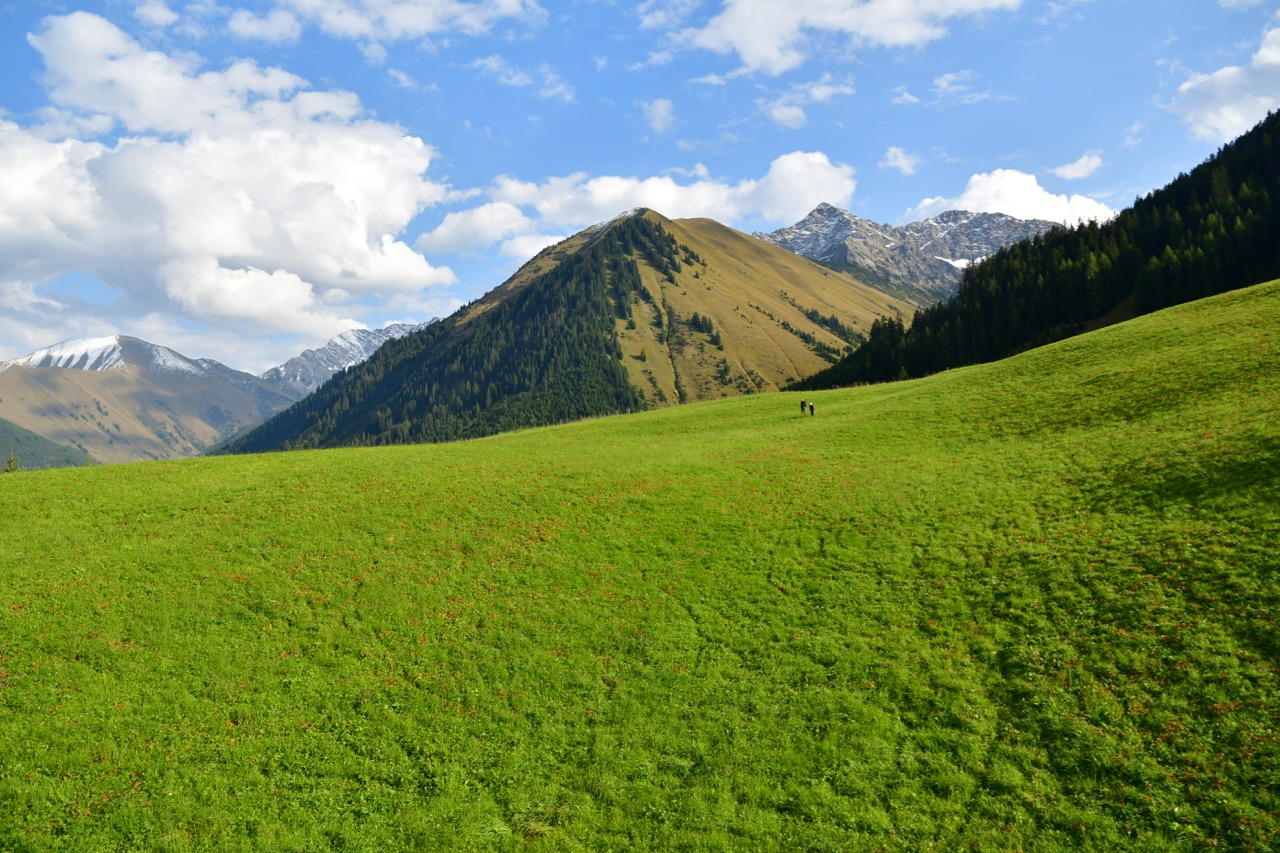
[0,323,430,466]
[221,209,915,452]
[754,204,1059,306]
[0,197,1142,465]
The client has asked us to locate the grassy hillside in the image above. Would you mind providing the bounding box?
[223,210,911,452]
[2,281,1277,851]
[614,214,911,404]
[797,109,1280,390]
[0,417,87,470]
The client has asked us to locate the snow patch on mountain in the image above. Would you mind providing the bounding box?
[754,203,1057,305]
[258,322,433,398]
[1,335,204,375]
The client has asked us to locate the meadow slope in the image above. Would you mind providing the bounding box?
[2,281,1277,851]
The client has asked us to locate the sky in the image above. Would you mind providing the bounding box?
[1,0,1277,373]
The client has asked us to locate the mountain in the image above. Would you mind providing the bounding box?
[258,323,431,398]
[794,109,1280,390]
[221,208,913,453]
[754,204,1058,306]
[0,336,299,463]
[0,416,87,470]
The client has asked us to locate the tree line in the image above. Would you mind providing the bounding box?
[794,110,1280,388]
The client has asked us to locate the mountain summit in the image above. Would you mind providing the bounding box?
[258,323,432,398]
[1,335,207,375]
[754,204,1058,305]
[0,336,297,463]
[223,208,912,453]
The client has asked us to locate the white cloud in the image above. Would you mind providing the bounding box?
[471,55,573,100]
[255,0,547,42]
[643,98,676,134]
[134,1,180,28]
[678,0,1023,75]
[890,85,920,105]
[879,146,921,175]
[892,70,994,108]
[228,9,303,42]
[2,12,454,365]
[434,151,855,245]
[471,54,533,86]
[538,67,575,102]
[417,202,534,254]
[904,169,1115,224]
[758,73,855,127]
[930,70,991,105]
[1170,26,1280,142]
[160,258,360,337]
[1123,121,1143,148]
[388,68,417,89]
[638,0,702,30]
[501,233,565,260]
[1050,152,1102,180]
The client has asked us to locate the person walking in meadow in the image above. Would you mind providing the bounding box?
[809,402,815,416]
[800,398,807,415]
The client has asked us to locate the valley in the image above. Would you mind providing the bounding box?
[2,280,1276,849]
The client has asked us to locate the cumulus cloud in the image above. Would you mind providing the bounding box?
[1170,25,1280,143]
[2,12,453,362]
[417,202,534,254]
[678,0,1022,75]
[418,151,857,256]
[879,146,921,175]
[1050,152,1102,180]
[904,169,1114,224]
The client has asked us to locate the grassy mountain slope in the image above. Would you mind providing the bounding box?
[223,210,910,452]
[0,416,87,469]
[796,109,1280,389]
[619,215,911,404]
[3,281,1277,850]
[0,363,294,464]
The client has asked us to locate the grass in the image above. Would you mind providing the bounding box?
[2,281,1278,851]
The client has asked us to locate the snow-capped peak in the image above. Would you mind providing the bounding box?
[0,335,206,375]
[1,336,126,372]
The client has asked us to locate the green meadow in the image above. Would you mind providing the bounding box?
[3,282,1278,851]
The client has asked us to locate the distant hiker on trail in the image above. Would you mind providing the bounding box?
[809,402,815,416]
[800,398,807,415]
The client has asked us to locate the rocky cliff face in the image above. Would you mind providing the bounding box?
[754,203,1058,306]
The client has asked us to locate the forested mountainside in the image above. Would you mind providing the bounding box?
[0,417,86,470]
[221,210,910,453]
[794,110,1280,389]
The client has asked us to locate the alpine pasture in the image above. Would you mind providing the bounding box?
[2,281,1277,851]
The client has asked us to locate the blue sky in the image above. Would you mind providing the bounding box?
[1,0,1277,372]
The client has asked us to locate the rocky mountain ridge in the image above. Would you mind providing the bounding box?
[258,323,431,398]
[754,204,1059,306]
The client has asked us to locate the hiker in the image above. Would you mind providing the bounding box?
[800,398,807,415]
[809,402,815,416]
